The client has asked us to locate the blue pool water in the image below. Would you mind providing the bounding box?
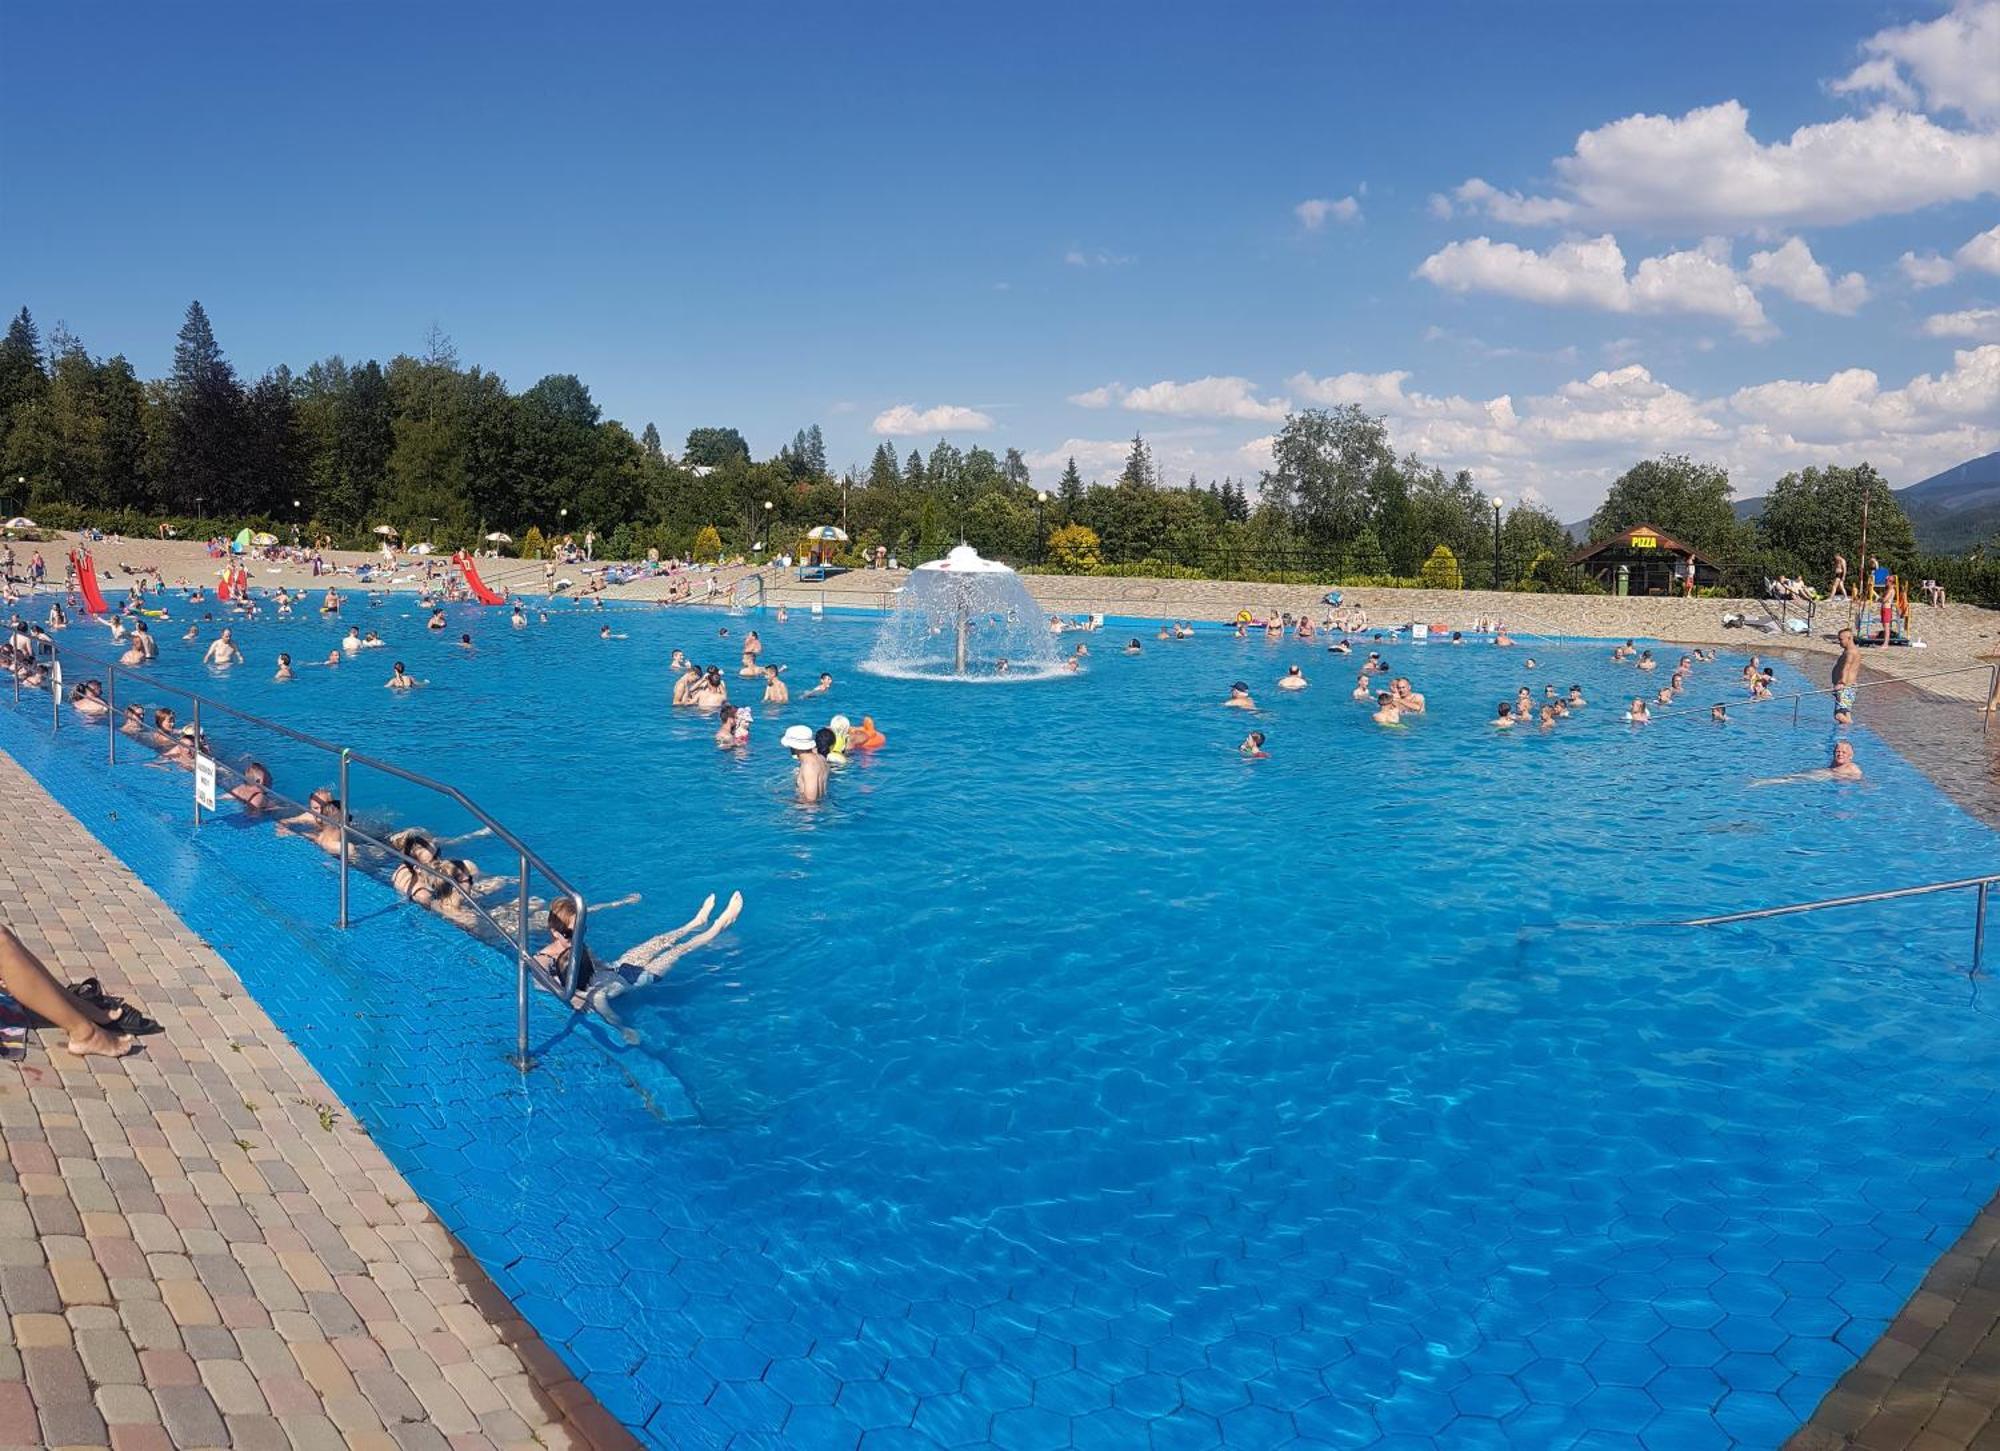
[7,596,2000,1450]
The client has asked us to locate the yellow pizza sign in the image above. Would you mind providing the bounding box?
[1630,533,1658,549]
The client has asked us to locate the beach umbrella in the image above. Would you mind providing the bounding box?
[484,531,514,543]
[1,516,35,530]
[801,525,849,542]
[232,527,253,552]
[372,524,399,537]
[251,532,278,546]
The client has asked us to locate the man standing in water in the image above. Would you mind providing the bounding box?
[202,627,243,667]
[1832,626,1861,724]
[783,724,829,803]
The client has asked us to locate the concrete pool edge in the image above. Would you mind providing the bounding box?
[0,738,643,1451]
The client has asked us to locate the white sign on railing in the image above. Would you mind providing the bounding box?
[194,754,216,811]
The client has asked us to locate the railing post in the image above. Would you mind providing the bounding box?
[568,890,588,1003]
[336,750,350,928]
[515,850,532,1071]
[1989,665,1998,735]
[1792,695,1800,727]
[1976,881,1990,976]
[105,664,116,764]
[191,698,201,825]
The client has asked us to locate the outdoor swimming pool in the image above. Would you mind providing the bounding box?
[8,595,2000,1450]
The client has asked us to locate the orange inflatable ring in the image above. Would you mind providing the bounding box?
[849,716,887,751]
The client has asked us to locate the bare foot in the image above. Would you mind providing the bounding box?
[66,1026,137,1059]
[711,891,744,934]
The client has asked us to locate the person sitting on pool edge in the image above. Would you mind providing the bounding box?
[535,890,743,1011]
[1223,681,1256,710]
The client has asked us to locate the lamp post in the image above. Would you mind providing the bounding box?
[1490,496,1504,592]
[195,495,204,526]
[291,498,301,547]
[759,499,773,554]
[1037,490,1049,562]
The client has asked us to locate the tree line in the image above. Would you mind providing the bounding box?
[0,300,1932,593]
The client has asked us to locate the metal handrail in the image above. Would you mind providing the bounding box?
[1664,873,1995,975]
[1644,660,2000,729]
[8,633,589,1069]
[730,573,767,611]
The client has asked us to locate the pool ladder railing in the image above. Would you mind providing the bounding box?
[8,635,593,1071]
[1666,873,1997,976]
[730,572,767,611]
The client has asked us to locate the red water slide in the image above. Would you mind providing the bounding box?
[68,550,109,614]
[455,551,506,605]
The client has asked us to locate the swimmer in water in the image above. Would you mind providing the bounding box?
[1372,691,1403,727]
[1390,677,1424,713]
[1637,650,1656,672]
[458,633,474,651]
[511,603,526,629]
[783,723,829,803]
[1539,703,1559,730]
[1711,703,1728,723]
[1352,672,1373,701]
[762,665,789,705]
[342,626,362,653]
[714,704,747,748]
[1514,688,1533,720]
[671,663,702,707]
[322,650,340,668]
[427,609,446,630]
[1125,639,1143,655]
[1625,697,1650,723]
[202,628,243,667]
[1223,681,1256,710]
[599,624,628,640]
[1567,685,1586,708]
[670,649,689,671]
[1492,702,1514,729]
[537,891,743,1021]
[1239,730,1268,758]
[274,653,293,681]
[386,661,422,690]
[803,672,833,698]
[1753,740,1863,786]
[1278,665,1307,692]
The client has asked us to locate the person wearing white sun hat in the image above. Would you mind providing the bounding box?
[782,724,829,803]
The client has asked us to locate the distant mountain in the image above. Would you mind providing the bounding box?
[1584,450,2000,553]
[1899,451,2000,553]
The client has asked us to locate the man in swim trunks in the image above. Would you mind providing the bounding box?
[202,628,242,667]
[1278,665,1307,692]
[763,665,789,705]
[1753,740,1862,786]
[1832,627,1861,724]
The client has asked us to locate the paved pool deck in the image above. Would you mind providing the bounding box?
[0,750,635,1451]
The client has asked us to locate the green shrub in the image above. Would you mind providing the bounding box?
[1418,544,1462,590]
[1045,523,1102,574]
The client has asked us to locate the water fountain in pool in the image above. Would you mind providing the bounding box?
[861,544,1066,680]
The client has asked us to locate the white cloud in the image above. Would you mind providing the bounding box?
[1900,250,1958,287]
[1069,377,1292,423]
[1450,179,1578,226]
[870,403,995,436]
[1426,193,1455,220]
[1448,100,2000,232]
[1063,247,1131,268]
[1960,223,2000,274]
[1295,196,1361,229]
[1417,234,1771,335]
[1744,237,1870,314]
[1271,348,2000,515]
[1119,377,1291,422]
[1923,307,2000,339]
[1830,0,2000,124]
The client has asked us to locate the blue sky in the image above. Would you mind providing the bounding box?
[3,1,1996,516]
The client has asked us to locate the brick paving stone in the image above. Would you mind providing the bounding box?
[0,752,637,1450]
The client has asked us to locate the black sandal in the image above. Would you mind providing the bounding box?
[103,1003,163,1037]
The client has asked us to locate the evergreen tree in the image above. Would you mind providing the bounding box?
[1003,447,1031,489]
[683,426,749,467]
[640,422,664,462]
[903,448,926,491]
[1057,456,1084,510]
[803,423,827,477]
[165,300,246,515]
[867,442,901,490]
[1119,432,1154,490]
[0,307,48,455]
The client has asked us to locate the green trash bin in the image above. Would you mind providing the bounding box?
[1615,563,1630,597]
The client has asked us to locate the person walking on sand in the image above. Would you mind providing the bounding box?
[1829,553,1848,600]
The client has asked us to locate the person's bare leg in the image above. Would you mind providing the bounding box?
[609,894,715,966]
[622,892,742,985]
[0,927,135,1058]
